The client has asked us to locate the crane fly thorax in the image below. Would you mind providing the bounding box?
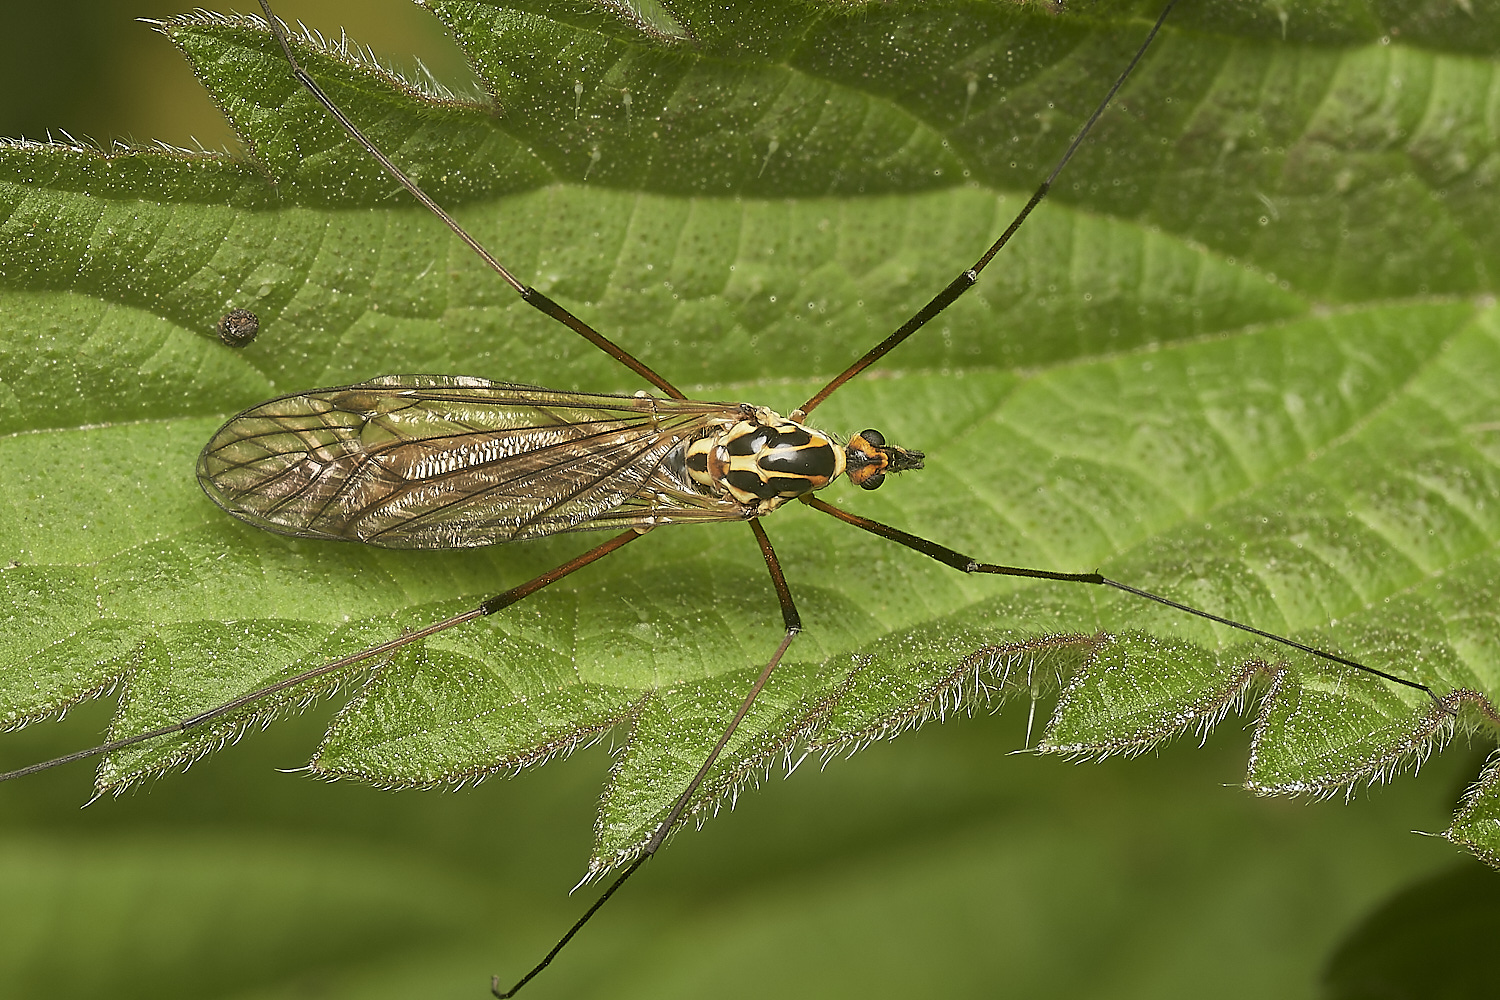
[682,407,925,512]
[684,407,842,511]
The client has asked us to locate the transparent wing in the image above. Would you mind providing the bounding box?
[197,375,747,548]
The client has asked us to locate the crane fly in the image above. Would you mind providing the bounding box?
[0,0,1467,994]
[198,378,917,547]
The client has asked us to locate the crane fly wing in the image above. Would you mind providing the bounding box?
[198,375,746,548]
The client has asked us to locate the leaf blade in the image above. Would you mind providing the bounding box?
[0,0,1497,871]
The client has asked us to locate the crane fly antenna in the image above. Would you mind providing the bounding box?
[796,0,1180,418]
[251,0,685,399]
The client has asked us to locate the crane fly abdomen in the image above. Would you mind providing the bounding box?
[197,375,749,548]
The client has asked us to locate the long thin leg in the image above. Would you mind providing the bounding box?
[800,495,1449,709]
[0,528,646,785]
[796,0,1180,417]
[493,519,802,997]
[254,0,685,400]
[491,853,649,998]
[646,519,803,853]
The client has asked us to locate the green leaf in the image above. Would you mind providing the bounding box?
[1,0,1498,877]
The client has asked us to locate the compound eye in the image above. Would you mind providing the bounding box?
[858,471,886,491]
[858,428,886,448]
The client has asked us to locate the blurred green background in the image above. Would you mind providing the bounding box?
[2,2,1497,998]
[0,0,474,148]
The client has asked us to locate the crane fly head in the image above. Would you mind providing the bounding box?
[844,429,924,491]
